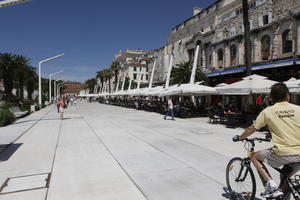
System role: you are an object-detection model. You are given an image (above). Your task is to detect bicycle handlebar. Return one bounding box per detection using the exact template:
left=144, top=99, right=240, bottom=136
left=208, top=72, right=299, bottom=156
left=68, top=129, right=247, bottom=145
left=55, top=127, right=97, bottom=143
left=239, top=137, right=271, bottom=143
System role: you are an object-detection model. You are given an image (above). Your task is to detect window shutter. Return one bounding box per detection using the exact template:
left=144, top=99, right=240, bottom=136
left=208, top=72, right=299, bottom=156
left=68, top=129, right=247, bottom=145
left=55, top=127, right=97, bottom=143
left=249, top=19, right=253, bottom=29
left=268, top=12, right=273, bottom=23
left=258, top=16, right=263, bottom=27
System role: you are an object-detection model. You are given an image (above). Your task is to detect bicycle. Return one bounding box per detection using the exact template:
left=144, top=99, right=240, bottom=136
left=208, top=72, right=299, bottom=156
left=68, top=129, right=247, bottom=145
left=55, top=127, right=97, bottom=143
left=226, top=137, right=300, bottom=200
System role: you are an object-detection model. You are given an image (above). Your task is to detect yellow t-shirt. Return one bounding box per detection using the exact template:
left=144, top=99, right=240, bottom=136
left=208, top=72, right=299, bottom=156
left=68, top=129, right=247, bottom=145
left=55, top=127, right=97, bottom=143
left=254, top=102, right=300, bottom=156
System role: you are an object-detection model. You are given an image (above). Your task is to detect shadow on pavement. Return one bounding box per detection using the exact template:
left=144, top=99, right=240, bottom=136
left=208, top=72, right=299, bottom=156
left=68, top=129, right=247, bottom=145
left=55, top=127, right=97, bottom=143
left=12, top=117, right=75, bottom=125
left=0, top=143, right=22, bottom=161
left=222, top=187, right=262, bottom=200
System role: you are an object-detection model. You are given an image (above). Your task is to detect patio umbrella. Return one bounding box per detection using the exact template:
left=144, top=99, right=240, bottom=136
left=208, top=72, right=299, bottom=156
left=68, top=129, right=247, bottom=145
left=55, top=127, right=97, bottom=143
left=216, top=83, right=229, bottom=87
left=160, top=83, right=216, bottom=96
left=284, top=77, right=300, bottom=93
left=216, top=74, right=278, bottom=95
left=141, top=86, right=164, bottom=96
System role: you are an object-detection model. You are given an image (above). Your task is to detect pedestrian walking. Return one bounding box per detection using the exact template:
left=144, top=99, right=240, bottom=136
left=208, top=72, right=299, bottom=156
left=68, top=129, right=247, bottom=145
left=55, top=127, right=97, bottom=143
left=59, top=97, right=67, bottom=120
left=56, top=99, right=60, bottom=113
left=164, top=97, right=175, bottom=120
left=74, top=97, right=77, bottom=106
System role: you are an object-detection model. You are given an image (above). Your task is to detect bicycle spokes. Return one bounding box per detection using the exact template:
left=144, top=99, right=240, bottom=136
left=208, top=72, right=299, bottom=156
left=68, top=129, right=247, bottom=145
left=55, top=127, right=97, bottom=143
left=226, top=158, right=256, bottom=200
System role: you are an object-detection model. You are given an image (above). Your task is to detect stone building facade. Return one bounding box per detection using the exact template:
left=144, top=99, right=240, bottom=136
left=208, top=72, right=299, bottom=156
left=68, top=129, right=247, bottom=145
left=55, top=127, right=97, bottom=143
left=64, top=81, right=83, bottom=96
left=114, top=49, right=149, bottom=89
left=148, top=0, right=300, bottom=85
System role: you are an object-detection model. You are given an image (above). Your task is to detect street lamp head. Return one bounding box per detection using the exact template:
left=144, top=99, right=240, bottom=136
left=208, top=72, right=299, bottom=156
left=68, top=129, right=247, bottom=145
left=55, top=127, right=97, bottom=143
left=49, top=70, right=64, bottom=77
left=39, top=53, right=64, bottom=65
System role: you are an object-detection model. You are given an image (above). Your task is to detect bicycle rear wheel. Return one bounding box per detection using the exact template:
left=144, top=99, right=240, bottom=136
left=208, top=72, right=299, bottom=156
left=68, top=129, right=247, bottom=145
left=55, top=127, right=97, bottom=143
left=226, top=157, right=256, bottom=200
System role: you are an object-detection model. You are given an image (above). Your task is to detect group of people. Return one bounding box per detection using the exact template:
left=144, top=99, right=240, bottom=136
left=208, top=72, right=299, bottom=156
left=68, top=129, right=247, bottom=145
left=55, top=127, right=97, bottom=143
left=94, top=82, right=300, bottom=198
left=55, top=96, right=77, bottom=120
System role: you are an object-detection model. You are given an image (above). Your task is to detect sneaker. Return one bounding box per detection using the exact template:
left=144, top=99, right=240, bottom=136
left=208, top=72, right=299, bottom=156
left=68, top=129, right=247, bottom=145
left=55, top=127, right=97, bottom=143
left=260, top=186, right=283, bottom=198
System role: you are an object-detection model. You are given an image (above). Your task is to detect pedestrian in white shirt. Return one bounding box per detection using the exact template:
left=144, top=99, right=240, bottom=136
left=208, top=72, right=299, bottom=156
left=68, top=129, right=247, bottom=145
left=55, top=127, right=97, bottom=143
left=164, top=97, right=175, bottom=120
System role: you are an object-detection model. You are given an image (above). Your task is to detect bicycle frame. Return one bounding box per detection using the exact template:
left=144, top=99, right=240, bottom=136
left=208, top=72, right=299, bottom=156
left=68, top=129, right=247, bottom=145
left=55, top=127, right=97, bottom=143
left=275, top=166, right=300, bottom=199
left=242, top=139, right=300, bottom=199
left=235, top=158, right=251, bottom=182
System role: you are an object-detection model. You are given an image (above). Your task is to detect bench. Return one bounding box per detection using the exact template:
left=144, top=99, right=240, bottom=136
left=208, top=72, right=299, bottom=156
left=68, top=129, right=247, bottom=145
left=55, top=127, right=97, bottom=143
left=9, top=107, right=29, bottom=118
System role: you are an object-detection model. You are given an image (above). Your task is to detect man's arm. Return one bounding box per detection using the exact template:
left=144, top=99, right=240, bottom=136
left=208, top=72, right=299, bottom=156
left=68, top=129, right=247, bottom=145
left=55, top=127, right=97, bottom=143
left=239, top=125, right=257, bottom=140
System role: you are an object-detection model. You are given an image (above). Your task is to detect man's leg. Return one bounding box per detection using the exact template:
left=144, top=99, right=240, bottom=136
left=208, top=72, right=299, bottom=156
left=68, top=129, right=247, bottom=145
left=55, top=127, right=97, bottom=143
left=171, top=109, right=175, bottom=120
left=164, top=109, right=170, bottom=120
left=251, top=151, right=283, bottom=197
left=164, top=109, right=168, bottom=120
left=251, top=151, right=272, bottom=182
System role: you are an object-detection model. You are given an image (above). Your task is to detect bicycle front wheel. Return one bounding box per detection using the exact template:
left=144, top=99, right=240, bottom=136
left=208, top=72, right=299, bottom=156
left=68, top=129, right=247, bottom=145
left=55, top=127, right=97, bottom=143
left=226, top=157, right=256, bottom=200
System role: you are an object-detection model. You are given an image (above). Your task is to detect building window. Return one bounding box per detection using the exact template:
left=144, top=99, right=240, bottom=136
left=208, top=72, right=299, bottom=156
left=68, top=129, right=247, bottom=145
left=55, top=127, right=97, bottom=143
left=259, top=13, right=272, bottom=27
left=282, top=29, right=293, bottom=54
left=230, top=45, right=237, bottom=66
left=229, top=27, right=236, bottom=37
left=141, top=74, right=144, bottom=81
left=261, top=35, right=271, bottom=60
left=146, top=75, right=148, bottom=80
left=250, top=2, right=256, bottom=9
left=263, top=15, right=269, bottom=25
left=263, top=14, right=269, bottom=25
left=133, top=73, right=137, bottom=80
left=188, top=49, right=195, bottom=62
left=217, top=49, right=224, bottom=68
left=236, top=8, right=243, bottom=16
left=134, top=67, right=137, bottom=71
left=146, top=67, right=148, bottom=72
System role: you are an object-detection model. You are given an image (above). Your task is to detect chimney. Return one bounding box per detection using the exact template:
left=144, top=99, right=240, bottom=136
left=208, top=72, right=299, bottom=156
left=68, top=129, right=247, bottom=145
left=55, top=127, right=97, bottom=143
left=193, top=7, right=202, bottom=16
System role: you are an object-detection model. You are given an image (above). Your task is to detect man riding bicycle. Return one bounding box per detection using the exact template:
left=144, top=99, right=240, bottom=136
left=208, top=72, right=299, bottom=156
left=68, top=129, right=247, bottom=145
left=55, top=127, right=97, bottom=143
left=233, top=83, right=300, bottom=198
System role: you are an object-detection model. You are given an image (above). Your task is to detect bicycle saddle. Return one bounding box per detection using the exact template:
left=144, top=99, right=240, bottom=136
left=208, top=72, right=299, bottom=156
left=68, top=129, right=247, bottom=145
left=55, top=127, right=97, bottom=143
left=279, top=163, right=300, bottom=176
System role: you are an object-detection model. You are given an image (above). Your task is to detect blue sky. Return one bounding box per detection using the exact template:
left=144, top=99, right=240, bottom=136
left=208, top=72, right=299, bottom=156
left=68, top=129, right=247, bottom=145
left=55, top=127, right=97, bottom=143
left=0, top=0, right=215, bottom=82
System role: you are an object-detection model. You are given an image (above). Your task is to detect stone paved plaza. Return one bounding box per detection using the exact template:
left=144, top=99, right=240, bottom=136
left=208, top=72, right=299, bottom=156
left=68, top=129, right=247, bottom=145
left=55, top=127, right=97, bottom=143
left=0, top=102, right=277, bottom=200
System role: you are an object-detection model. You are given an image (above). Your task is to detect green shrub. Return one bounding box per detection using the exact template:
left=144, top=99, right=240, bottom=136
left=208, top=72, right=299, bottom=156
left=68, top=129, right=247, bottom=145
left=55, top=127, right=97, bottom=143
left=0, top=109, right=16, bottom=127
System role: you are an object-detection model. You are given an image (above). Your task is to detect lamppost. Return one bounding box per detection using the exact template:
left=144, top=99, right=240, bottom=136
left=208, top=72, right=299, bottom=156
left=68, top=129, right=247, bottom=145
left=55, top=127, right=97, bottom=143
left=54, top=79, right=62, bottom=100
left=38, top=53, right=64, bottom=106
left=57, top=82, right=64, bottom=98
left=48, top=70, right=63, bottom=104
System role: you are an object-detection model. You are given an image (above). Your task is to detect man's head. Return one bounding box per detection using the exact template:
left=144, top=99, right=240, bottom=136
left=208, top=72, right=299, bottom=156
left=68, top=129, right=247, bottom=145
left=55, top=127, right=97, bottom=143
left=270, top=83, right=290, bottom=103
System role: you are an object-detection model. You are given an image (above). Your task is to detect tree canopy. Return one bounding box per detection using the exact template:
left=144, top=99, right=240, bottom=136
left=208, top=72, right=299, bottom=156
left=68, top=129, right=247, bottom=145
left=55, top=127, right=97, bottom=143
left=0, top=53, right=38, bottom=102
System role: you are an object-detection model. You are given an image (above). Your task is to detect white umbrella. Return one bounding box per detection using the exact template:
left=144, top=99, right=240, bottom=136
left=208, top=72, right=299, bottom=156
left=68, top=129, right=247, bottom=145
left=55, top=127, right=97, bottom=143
left=284, top=77, right=300, bottom=93
left=160, top=83, right=216, bottom=96
left=216, top=83, right=229, bottom=87
left=98, top=92, right=109, bottom=97
left=127, top=89, right=141, bottom=96
left=216, top=74, right=278, bottom=95
left=141, top=86, right=164, bottom=96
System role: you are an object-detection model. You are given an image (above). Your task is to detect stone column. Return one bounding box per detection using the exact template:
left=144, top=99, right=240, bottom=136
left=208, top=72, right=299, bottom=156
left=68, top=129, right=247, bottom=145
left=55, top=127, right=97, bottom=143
left=253, top=36, right=260, bottom=63
left=224, top=45, right=230, bottom=68
left=212, top=47, right=217, bottom=71
left=238, top=42, right=245, bottom=65
left=202, top=49, right=206, bottom=71
left=272, top=24, right=280, bottom=59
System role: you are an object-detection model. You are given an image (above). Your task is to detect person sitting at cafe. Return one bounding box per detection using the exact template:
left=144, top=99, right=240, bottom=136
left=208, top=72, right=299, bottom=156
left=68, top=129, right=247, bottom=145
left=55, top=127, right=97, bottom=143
left=224, top=104, right=236, bottom=115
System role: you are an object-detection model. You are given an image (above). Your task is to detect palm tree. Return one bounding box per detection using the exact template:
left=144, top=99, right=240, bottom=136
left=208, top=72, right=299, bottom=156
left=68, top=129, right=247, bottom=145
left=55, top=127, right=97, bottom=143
left=170, top=61, right=208, bottom=85
left=96, top=70, right=105, bottom=92
left=110, top=61, right=121, bottom=91
left=84, top=78, right=96, bottom=94
left=14, top=55, right=31, bottom=101
left=25, top=67, right=37, bottom=100
left=102, top=68, right=113, bottom=93
left=0, top=53, right=16, bottom=102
